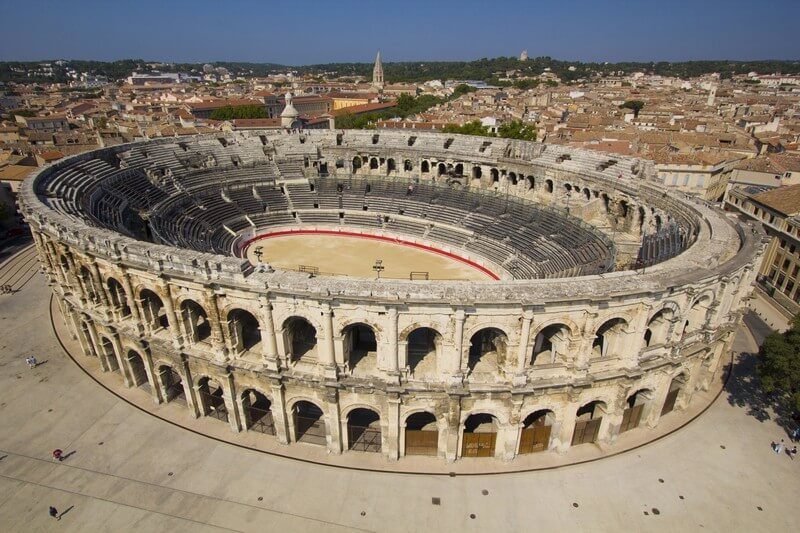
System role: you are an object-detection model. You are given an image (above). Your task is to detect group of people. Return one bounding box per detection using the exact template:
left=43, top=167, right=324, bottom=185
left=25, top=355, right=37, bottom=368
left=772, top=432, right=799, bottom=460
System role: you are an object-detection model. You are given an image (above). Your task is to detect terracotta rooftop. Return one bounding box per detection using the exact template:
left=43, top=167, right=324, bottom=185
left=752, top=184, right=800, bottom=216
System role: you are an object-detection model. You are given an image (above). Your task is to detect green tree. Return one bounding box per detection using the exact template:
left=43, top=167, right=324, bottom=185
left=758, top=315, right=800, bottom=415
left=620, top=100, right=645, bottom=118
left=452, top=83, right=476, bottom=97
left=209, top=105, right=267, bottom=120
left=497, top=120, right=537, bottom=141
left=442, top=120, right=493, bottom=137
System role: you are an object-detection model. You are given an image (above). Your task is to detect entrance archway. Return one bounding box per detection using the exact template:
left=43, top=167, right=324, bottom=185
left=405, top=412, right=438, bottom=456
left=519, top=410, right=554, bottom=454
left=468, top=327, right=507, bottom=374
left=347, top=408, right=381, bottom=452
left=241, top=389, right=275, bottom=434
left=127, top=350, right=148, bottom=388
left=592, top=318, right=627, bottom=358
left=227, top=308, right=262, bottom=354
left=139, top=289, right=168, bottom=332
left=407, top=327, right=440, bottom=376
left=531, top=324, right=570, bottom=365
left=180, top=299, right=211, bottom=344
left=572, top=401, right=606, bottom=446
left=661, top=375, right=685, bottom=416
left=621, top=389, right=651, bottom=433
left=100, top=337, right=119, bottom=373
left=197, top=377, right=228, bottom=423
left=283, top=317, right=317, bottom=361
left=342, top=323, right=377, bottom=374
left=293, top=401, right=325, bottom=445
left=462, top=413, right=498, bottom=457
left=157, top=365, right=185, bottom=403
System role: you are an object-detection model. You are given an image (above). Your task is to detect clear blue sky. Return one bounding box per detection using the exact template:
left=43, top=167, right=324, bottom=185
left=1, top=0, right=798, bottom=64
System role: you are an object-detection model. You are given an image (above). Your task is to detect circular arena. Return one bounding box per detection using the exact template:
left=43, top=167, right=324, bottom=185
left=20, top=129, right=764, bottom=463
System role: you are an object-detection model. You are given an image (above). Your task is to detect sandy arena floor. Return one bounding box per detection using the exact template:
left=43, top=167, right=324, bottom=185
left=244, top=231, right=497, bottom=281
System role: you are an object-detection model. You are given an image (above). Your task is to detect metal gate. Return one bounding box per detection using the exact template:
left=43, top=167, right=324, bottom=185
left=348, top=424, right=382, bottom=452
left=620, top=404, right=644, bottom=433
left=294, top=404, right=326, bottom=445
left=572, top=418, right=602, bottom=445
left=199, top=389, right=229, bottom=423
left=519, top=425, right=552, bottom=454
left=661, top=387, right=680, bottom=415
left=247, top=405, right=276, bottom=435
left=163, top=368, right=185, bottom=403
left=461, top=432, right=497, bottom=457
left=405, top=430, right=438, bottom=456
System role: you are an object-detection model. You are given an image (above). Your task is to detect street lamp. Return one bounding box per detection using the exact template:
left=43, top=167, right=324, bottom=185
left=372, top=259, right=385, bottom=279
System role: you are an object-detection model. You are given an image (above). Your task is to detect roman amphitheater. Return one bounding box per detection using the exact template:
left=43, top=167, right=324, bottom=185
left=20, top=129, right=764, bottom=464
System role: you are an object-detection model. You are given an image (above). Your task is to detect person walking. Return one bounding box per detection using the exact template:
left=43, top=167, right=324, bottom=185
left=52, top=449, right=63, bottom=462
left=29, top=356, right=37, bottom=368
left=775, top=439, right=785, bottom=455
left=788, top=446, right=797, bottom=460
left=25, top=356, right=34, bottom=369
left=49, top=506, right=59, bottom=520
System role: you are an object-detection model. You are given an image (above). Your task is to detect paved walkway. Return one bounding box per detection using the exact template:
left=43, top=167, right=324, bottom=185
left=1, top=250, right=799, bottom=531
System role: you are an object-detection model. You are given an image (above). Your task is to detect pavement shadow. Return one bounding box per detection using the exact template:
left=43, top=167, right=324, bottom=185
left=725, top=350, right=795, bottom=435
left=58, top=506, right=74, bottom=519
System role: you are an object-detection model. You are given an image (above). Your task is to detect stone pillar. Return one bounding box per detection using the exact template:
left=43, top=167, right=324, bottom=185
left=120, top=269, right=143, bottom=332
left=141, top=349, right=163, bottom=404
left=157, top=282, right=183, bottom=348
left=205, top=292, right=229, bottom=361
left=259, top=296, right=279, bottom=370
left=451, top=309, right=466, bottom=376
left=385, top=395, right=401, bottom=460
left=222, top=371, right=241, bottom=433
left=62, top=251, right=87, bottom=305
left=109, top=330, right=134, bottom=387
left=386, top=307, right=399, bottom=375
left=555, top=401, right=578, bottom=453
left=320, top=304, right=337, bottom=377
left=516, top=312, right=533, bottom=372
left=180, top=357, right=200, bottom=418
left=324, top=387, right=343, bottom=454
left=90, top=262, right=110, bottom=309
left=444, top=394, right=462, bottom=462
left=269, top=381, right=290, bottom=444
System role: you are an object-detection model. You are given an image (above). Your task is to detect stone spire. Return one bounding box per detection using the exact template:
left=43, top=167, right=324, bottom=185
left=280, top=92, right=299, bottom=129
left=372, top=50, right=384, bottom=91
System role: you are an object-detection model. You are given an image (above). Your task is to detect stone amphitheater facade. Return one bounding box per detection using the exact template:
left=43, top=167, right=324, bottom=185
left=20, top=129, right=764, bottom=463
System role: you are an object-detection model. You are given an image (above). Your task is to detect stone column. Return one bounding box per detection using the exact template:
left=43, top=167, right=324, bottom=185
left=385, top=395, right=401, bottom=460
left=180, top=357, right=200, bottom=418
left=269, top=381, right=290, bottom=444
left=259, top=296, right=279, bottom=370
left=222, top=371, right=241, bottom=433
left=516, top=312, right=533, bottom=372
left=320, top=304, right=337, bottom=377
left=324, top=387, right=343, bottom=454
left=90, top=262, right=110, bottom=309
left=555, top=400, right=578, bottom=453
left=157, top=282, right=183, bottom=348
left=205, top=291, right=229, bottom=361
left=120, top=269, right=143, bottom=332
left=386, top=307, right=399, bottom=377
left=451, top=309, right=466, bottom=377
left=141, top=349, right=163, bottom=404
left=109, top=330, right=134, bottom=387
left=444, top=394, right=462, bottom=462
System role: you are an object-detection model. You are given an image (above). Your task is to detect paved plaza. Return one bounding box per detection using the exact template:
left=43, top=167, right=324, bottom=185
left=1, top=245, right=799, bottom=532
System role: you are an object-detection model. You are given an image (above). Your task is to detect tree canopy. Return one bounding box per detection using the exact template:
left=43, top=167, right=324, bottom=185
left=209, top=104, right=267, bottom=120
left=497, top=120, right=537, bottom=141
left=758, top=315, right=800, bottom=416
left=442, top=120, right=493, bottom=137
left=620, top=100, right=645, bottom=117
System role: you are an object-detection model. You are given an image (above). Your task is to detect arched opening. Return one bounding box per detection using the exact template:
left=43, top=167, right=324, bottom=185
left=79, top=322, right=97, bottom=358
left=405, top=412, right=438, bottom=456
left=519, top=410, right=554, bottom=454
left=343, top=323, right=377, bottom=374
left=461, top=413, right=498, bottom=457
left=572, top=401, right=606, bottom=445
left=386, top=158, right=396, bottom=173
left=283, top=317, right=317, bottom=361
left=227, top=308, right=262, bottom=354
left=347, top=408, right=381, bottom=452
left=197, top=376, right=228, bottom=422
left=592, top=318, right=627, bottom=358
left=59, top=255, right=71, bottom=280
left=490, top=168, right=499, bottom=183
left=531, top=324, right=570, bottom=365
left=601, top=193, right=610, bottom=212
left=403, top=159, right=413, bottom=171
left=293, top=401, right=325, bottom=445
left=545, top=179, right=553, bottom=193
left=421, top=160, right=430, bottom=173
left=468, top=327, right=507, bottom=374
left=180, top=299, right=211, bottom=344
left=106, top=278, right=130, bottom=316
left=472, top=166, right=482, bottom=180
left=508, top=172, right=518, bottom=185
left=352, top=156, right=362, bottom=171
left=407, top=327, right=440, bottom=377
left=621, top=389, right=652, bottom=433
left=564, top=183, right=572, bottom=194
left=127, top=350, right=149, bottom=388
left=139, top=289, right=168, bottom=332
left=79, top=266, right=98, bottom=302
left=241, top=389, right=275, bottom=434
left=157, top=365, right=184, bottom=403
left=684, top=296, right=710, bottom=336
left=583, top=188, right=591, bottom=201
left=454, top=163, right=464, bottom=176
left=369, top=157, right=379, bottom=170
left=645, top=308, right=673, bottom=347
left=437, top=162, right=447, bottom=176
left=100, top=337, right=119, bottom=373
left=526, top=175, right=535, bottom=190
left=661, top=375, right=685, bottom=416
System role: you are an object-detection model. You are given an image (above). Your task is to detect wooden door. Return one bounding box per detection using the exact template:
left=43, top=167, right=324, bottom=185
left=620, top=404, right=644, bottom=433
left=661, top=387, right=680, bottom=415
left=519, top=425, right=552, bottom=454
left=405, top=430, right=438, bottom=456
left=462, top=432, right=497, bottom=457
left=572, top=417, right=602, bottom=445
